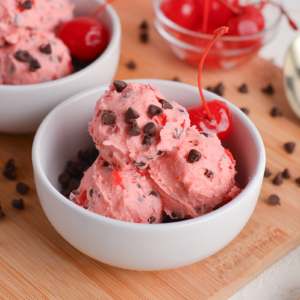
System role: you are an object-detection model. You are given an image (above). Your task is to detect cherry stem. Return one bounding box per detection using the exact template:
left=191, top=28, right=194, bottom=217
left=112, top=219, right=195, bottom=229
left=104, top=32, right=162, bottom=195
left=91, top=0, right=116, bottom=18
left=216, top=0, right=243, bottom=15
left=202, top=0, right=210, bottom=33
left=198, top=27, right=229, bottom=122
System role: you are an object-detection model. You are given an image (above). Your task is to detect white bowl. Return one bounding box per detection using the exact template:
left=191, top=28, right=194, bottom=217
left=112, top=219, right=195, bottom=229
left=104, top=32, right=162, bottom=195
left=32, top=79, right=266, bottom=271
left=0, top=0, right=121, bottom=134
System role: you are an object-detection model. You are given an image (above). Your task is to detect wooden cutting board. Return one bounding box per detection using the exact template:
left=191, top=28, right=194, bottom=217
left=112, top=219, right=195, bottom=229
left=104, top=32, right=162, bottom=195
left=1, top=1, right=300, bottom=299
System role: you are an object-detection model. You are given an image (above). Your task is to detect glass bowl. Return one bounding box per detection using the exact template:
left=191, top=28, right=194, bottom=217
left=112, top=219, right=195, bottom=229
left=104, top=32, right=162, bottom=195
left=153, top=0, right=282, bottom=70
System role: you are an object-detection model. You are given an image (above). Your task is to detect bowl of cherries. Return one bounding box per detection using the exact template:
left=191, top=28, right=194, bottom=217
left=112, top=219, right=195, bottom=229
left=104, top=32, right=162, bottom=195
left=153, top=0, right=297, bottom=69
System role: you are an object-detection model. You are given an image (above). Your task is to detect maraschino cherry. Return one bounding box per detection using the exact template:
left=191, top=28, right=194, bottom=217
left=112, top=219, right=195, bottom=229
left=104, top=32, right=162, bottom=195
left=188, top=26, right=232, bottom=141
left=58, top=0, right=114, bottom=61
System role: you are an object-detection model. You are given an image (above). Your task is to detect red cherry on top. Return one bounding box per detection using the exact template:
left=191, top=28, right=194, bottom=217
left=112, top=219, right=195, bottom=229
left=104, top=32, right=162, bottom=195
left=187, top=26, right=232, bottom=141
left=58, top=17, right=109, bottom=60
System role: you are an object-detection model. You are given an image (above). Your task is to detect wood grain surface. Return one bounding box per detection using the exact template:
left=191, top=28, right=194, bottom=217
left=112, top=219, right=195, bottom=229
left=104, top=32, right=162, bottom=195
left=1, top=0, right=300, bottom=299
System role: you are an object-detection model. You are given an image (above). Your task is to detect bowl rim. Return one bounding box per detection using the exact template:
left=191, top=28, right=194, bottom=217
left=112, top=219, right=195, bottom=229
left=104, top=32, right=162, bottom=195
left=0, top=2, right=121, bottom=90
left=153, top=0, right=283, bottom=42
left=32, top=79, right=266, bottom=230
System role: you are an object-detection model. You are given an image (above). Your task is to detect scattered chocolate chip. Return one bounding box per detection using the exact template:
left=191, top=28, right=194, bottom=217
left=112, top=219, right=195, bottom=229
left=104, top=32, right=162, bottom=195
left=140, top=32, right=148, bottom=43
left=126, top=60, right=136, bottom=69
left=128, top=119, right=141, bottom=136
left=68, top=178, right=80, bottom=191
left=171, top=211, right=180, bottom=219
left=188, top=149, right=201, bottom=163
left=261, top=84, right=274, bottom=95
left=238, top=84, right=248, bottom=93
left=272, top=172, right=283, bottom=186
left=240, top=108, right=250, bottom=115
left=16, top=182, right=29, bottom=195
left=12, top=198, right=25, bottom=210
left=125, top=107, right=140, bottom=124
left=172, top=76, right=180, bottom=82
left=295, top=177, right=300, bottom=185
left=134, top=161, right=146, bottom=169
left=2, top=159, right=17, bottom=180
left=282, top=168, right=291, bottom=179
left=148, top=216, right=155, bottom=223
left=284, top=142, right=296, bottom=154
left=173, top=127, right=182, bottom=139
left=101, top=110, right=116, bottom=125
left=14, top=50, right=31, bottom=62
left=268, top=194, right=280, bottom=206
left=19, top=0, right=32, bottom=10
left=143, top=122, right=156, bottom=137
left=30, top=59, right=41, bottom=72
left=39, top=43, right=52, bottom=54
left=113, top=80, right=127, bottom=92
left=148, top=105, right=163, bottom=117
left=140, top=20, right=148, bottom=30
left=159, top=99, right=173, bottom=109
left=264, top=167, right=272, bottom=178
left=58, top=173, right=70, bottom=184
left=200, top=132, right=209, bottom=137
left=89, top=189, right=94, bottom=197
left=204, top=169, right=213, bottom=178
left=214, top=83, right=225, bottom=96
left=270, top=107, right=282, bottom=117
left=157, top=150, right=165, bottom=155
left=149, top=191, right=159, bottom=197
left=0, top=209, right=5, bottom=219
left=103, top=161, right=110, bottom=167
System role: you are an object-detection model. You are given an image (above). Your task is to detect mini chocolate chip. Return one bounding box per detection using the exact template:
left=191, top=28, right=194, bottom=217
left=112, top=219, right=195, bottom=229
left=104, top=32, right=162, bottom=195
left=58, top=173, right=70, bottom=184
left=238, top=84, right=248, bottom=93
left=101, top=110, right=116, bottom=125
left=272, top=172, right=283, bottom=186
left=148, top=216, right=155, bottom=223
left=284, top=142, right=296, bottom=154
left=140, top=20, right=148, bottom=30
left=195, top=206, right=202, bottom=213
left=200, top=132, right=209, bottom=137
left=172, top=76, right=180, bottom=82
left=12, top=198, right=25, bottom=210
left=68, top=178, right=80, bottom=191
left=143, top=122, right=156, bottom=137
left=30, top=59, right=41, bottom=72
left=14, top=50, right=31, bottom=62
left=282, top=168, right=291, bottom=179
left=264, top=167, right=272, bottom=178
left=134, top=161, right=146, bottom=169
left=173, top=127, right=182, bottom=139
left=16, top=182, right=29, bottom=195
left=113, top=80, right=127, bottom=92
left=103, top=161, right=110, bottom=167
left=295, top=177, right=300, bottom=184
left=39, top=43, right=52, bottom=54
left=125, top=107, right=140, bottom=124
left=204, top=169, right=213, bottom=178
left=159, top=99, right=173, bottom=109
left=240, top=108, right=250, bottom=115
left=19, top=0, right=32, bottom=9
left=126, top=60, right=136, bottom=69
left=157, top=150, right=165, bottom=155
left=128, top=120, right=141, bottom=136
left=140, top=32, right=148, bottom=43
left=261, top=84, right=274, bottom=95
left=268, top=194, right=280, bottom=205
left=270, top=107, right=282, bottom=117
left=148, top=105, right=163, bottom=117
left=188, top=149, right=201, bottom=163
left=214, top=83, right=225, bottom=96
left=61, top=189, right=71, bottom=198
left=142, top=136, right=152, bottom=146
left=137, top=184, right=141, bottom=188
left=89, top=189, right=94, bottom=197
left=171, top=211, right=180, bottom=219
left=149, top=191, right=159, bottom=197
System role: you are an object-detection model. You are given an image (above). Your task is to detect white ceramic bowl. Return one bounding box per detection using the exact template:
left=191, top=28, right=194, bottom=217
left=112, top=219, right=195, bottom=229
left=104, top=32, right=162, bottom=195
left=32, top=79, right=266, bottom=271
left=0, top=0, right=121, bottom=134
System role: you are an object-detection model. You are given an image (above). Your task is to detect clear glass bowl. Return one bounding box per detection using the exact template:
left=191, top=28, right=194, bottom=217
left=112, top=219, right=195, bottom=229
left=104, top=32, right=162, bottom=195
left=153, top=0, right=282, bottom=70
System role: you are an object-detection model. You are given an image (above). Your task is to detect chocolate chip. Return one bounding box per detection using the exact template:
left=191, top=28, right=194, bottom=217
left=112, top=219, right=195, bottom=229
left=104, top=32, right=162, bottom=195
left=140, top=20, right=148, bottom=30
left=157, top=150, right=165, bottom=155
left=272, top=172, right=283, bottom=185
left=113, top=80, right=127, bottom=92
left=103, top=161, right=110, bottom=167
left=238, top=84, right=248, bottom=93
left=30, top=59, right=41, bottom=72
left=240, top=108, right=250, bottom=115
left=61, top=188, right=71, bottom=198
left=12, top=198, right=25, bottom=210
left=261, top=84, right=274, bottom=95
left=188, top=149, right=201, bottom=163
left=206, top=86, right=213, bottom=92
left=143, top=122, right=156, bottom=137
left=214, top=83, right=225, bottom=96
left=149, top=191, right=159, bottom=197
left=171, top=211, right=180, bottom=219
left=19, top=0, right=32, bottom=9
left=128, top=120, right=141, bottom=136
left=148, top=105, right=163, bottom=117
left=16, top=182, right=29, bottom=195
left=101, top=110, right=116, bottom=125
left=268, top=194, right=280, bottom=206
left=148, top=216, right=155, bottom=223
left=173, top=127, right=182, bottom=139
left=58, top=173, right=70, bottom=184
left=270, top=107, right=282, bottom=117
left=172, top=76, right=180, bottom=82
left=264, top=167, right=272, bottom=178
left=89, top=189, right=94, bottom=197
left=142, top=136, right=152, bottom=146
left=140, top=32, right=148, bottom=43
left=14, top=50, right=31, bottom=62
left=204, top=169, right=213, bottom=178
left=195, top=206, right=202, bottom=214
left=2, top=159, right=17, bottom=180
left=134, top=161, right=146, bottom=169
left=282, top=168, right=291, bottom=179
left=126, top=60, right=136, bottom=69
left=78, top=149, right=92, bottom=162
left=68, top=178, right=80, bottom=191
left=200, top=132, right=209, bottom=137
left=125, top=107, right=140, bottom=124
left=284, top=142, right=296, bottom=154
left=10, top=64, right=15, bottom=74
left=39, top=43, right=52, bottom=54
left=295, top=177, right=300, bottom=185
left=66, top=167, right=77, bottom=178
left=159, top=99, right=173, bottom=109
left=0, top=209, right=5, bottom=219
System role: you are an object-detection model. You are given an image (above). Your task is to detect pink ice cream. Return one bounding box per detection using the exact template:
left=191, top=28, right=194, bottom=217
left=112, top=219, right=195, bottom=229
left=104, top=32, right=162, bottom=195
left=0, top=31, right=72, bottom=85
left=0, top=0, right=74, bottom=46
left=89, top=81, right=191, bottom=169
